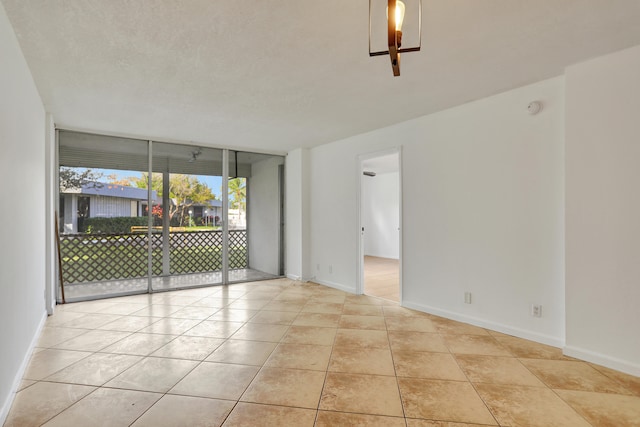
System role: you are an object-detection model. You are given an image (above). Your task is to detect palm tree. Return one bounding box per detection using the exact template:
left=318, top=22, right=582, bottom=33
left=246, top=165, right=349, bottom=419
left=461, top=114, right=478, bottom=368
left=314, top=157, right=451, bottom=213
left=228, top=178, right=246, bottom=210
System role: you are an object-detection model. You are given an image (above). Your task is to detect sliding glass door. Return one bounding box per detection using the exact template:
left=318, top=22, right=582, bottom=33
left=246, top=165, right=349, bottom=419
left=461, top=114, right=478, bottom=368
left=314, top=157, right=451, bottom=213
left=58, top=131, right=151, bottom=301
left=57, top=131, right=284, bottom=302
left=150, top=142, right=224, bottom=291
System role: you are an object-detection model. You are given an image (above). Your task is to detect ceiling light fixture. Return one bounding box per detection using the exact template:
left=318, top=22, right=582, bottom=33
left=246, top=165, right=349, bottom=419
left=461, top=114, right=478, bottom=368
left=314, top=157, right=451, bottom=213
left=369, top=0, right=421, bottom=76
left=189, top=148, right=202, bottom=163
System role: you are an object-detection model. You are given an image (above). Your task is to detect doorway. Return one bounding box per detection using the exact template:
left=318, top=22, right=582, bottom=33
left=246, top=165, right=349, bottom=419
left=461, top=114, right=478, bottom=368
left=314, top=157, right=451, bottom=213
left=358, top=149, right=401, bottom=302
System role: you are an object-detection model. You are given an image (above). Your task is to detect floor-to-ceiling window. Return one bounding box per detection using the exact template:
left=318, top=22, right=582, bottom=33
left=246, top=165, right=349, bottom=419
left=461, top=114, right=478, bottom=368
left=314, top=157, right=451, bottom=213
left=57, top=131, right=284, bottom=302
left=58, top=131, right=151, bottom=301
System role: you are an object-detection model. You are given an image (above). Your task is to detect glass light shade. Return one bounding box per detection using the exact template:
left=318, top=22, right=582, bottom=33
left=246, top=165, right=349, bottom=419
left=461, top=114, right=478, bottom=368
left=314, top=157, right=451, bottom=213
left=394, top=0, right=406, bottom=31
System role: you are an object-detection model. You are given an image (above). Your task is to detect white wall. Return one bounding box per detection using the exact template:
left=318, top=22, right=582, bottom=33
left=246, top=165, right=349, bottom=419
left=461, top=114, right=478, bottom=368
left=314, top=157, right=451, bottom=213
left=565, top=45, right=640, bottom=376
left=248, top=156, right=284, bottom=275
left=363, top=171, right=400, bottom=259
left=285, top=149, right=312, bottom=281
left=0, top=3, right=48, bottom=423
left=309, top=76, right=565, bottom=345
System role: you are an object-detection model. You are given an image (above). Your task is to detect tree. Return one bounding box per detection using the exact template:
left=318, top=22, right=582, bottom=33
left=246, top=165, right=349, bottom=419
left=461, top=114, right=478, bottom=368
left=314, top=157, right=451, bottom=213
left=228, top=178, right=246, bottom=210
left=134, top=173, right=216, bottom=225
left=59, top=167, right=104, bottom=191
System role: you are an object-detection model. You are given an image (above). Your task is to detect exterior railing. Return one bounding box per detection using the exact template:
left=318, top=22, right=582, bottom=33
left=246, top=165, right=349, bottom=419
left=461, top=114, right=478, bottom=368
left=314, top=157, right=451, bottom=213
left=59, top=230, right=248, bottom=284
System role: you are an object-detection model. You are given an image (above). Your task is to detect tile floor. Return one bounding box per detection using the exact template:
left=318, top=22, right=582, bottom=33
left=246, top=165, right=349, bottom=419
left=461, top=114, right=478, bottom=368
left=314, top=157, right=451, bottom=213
left=364, top=256, right=400, bottom=302
left=5, top=278, right=640, bottom=426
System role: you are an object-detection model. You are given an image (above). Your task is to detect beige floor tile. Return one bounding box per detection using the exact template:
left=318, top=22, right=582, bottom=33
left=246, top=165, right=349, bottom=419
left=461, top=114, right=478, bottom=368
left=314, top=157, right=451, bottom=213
left=3, top=382, right=94, bottom=427
left=334, top=329, right=390, bottom=348
left=282, top=326, right=337, bottom=345
left=248, top=310, right=299, bottom=325
left=383, top=305, right=425, bottom=318
left=260, top=300, right=306, bottom=312
left=170, top=361, right=259, bottom=400
left=590, top=363, right=640, bottom=396
left=431, top=318, right=490, bottom=336
left=184, top=320, right=244, bottom=338
left=521, top=358, right=632, bottom=393
left=105, top=356, right=198, bottom=392
left=442, top=334, right=511, bottom=356
left=58, top=313, right=123, bottom=329
left=265, top=343, right=332, bottom=371
left=385, top=316, right=436, bottom=332
left=231, top=323, right=290, bottom=342
left=344, top=294, right=388, bottom=306
left=388, top=331, right=449, bottom=353
left=292, top=312, right=341, bottom=327
left=555, top=389, right=640, bottom=427
left=241, top=367, right=325, bottom=408
left=320, top=372, right=404, bottom=417
left=398, top=378, right=497, bottom=425
left=493, top=334, right=570, bottom=360
left=222, top=402, right=316, bottom=427
left=301, top=302, right=344, bottom=314
left=394, top=351, right=467, bottom=381
left=475, top=383, right=591, bottom=427
left=36, top=327, right=91, bottom=348
left=339, top=314, right=387, bottom=330
left=456, top=354, right=545, bottom=386
left=207, top=309, right=258, bottom=322
left=309, top=294, right=347, bottom=304
left=97, top=302, right=149, bottom=315
left=42, top=387, right=162, bottom=427
left=329, top=346, right=395, bottom=376
left=45, top=353, right=142, bottom=386
left=189, top=297, right=231, bottom=309
left=44, top=311, right=87, bottom=327
left=17, top=380, right=36, bottom=392
left=151, top=336, right=225, bottom=360
left=101, top=332, right=177, bottom=356
left=52, top=329, right=131, bottom=352
left=96, top=315, right=159, bottom=332
left=206, top=340, right=278, bottom=365
left=342, top=304, right=384, bottom=316
left=24, top=349, right=92, bottom=380
left=137, top=317, right=202, bottom=335
left=167, top=306, right=220, bottom=320
left=131, top=395, right=235, bottom=427
left=130, top=304, right=183, bottom=317
left=316, top=411, right=406, bottom=426
left=227, top=299, right=271, bottom=310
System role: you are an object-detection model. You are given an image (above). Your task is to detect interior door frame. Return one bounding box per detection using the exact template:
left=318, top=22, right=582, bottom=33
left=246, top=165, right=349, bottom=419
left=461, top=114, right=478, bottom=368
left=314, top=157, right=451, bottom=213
left=356, top=147, right=403, bottom=303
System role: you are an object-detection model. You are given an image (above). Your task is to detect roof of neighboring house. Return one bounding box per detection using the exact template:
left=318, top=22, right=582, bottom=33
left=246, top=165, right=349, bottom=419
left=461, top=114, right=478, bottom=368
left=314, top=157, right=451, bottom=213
left=62, top=182, right=157, bottom=200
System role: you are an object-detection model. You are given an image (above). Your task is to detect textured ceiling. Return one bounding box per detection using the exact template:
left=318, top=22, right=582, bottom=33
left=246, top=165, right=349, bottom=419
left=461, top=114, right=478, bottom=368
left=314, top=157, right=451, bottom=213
left=3, top=0, right=640, bottom=154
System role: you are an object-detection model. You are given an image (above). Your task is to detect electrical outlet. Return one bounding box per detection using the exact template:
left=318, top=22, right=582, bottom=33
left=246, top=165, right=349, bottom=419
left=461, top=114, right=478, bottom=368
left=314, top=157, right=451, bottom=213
left=328, top=265, right=333, bottom=274
left=464, top=292, right=472, bottom=304
left=316, top=263, right=320, bottom=271
left=531, top=304, right=542, bottom=318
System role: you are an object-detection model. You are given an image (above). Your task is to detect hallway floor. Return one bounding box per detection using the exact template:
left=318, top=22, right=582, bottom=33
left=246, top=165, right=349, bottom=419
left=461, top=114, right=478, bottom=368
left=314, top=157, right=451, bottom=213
left=364, top=256, right=400, bottom=302
left=5, top=279, right=640, bottom=426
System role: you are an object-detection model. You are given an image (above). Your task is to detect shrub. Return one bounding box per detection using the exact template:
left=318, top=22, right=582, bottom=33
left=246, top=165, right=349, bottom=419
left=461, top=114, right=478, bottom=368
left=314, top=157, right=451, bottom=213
left=84, top=217, right=148, bottom=234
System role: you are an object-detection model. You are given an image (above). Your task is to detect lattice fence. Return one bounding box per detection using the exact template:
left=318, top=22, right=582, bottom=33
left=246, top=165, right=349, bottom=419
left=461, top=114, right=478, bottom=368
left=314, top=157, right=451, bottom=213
left=60, top=230, right=248, bottom=284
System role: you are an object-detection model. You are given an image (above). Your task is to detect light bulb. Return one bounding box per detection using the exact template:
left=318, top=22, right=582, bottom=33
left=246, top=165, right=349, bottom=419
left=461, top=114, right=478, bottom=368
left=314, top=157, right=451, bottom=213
left=395, top=0, right=405, bottom=31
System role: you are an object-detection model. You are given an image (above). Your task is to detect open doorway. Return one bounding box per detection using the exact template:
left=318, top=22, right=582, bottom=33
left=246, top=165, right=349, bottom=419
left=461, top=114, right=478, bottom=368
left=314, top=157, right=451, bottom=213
left=359, top=149, right=401, bottom=302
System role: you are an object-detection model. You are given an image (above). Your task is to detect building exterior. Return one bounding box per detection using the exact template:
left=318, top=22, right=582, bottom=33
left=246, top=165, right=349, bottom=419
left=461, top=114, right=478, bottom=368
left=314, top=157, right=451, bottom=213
left=60, top=183, right=156, bottom=233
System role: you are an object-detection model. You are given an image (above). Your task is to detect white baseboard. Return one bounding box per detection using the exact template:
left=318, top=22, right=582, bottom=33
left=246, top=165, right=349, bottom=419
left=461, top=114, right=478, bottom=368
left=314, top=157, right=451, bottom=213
left=311, top=278, right=356, bottom=294
left=563, top=345, right=640, bottom=377
left=0, top=310, right=48, bottom=425
left=403, top=300, right=564, bottom=348
left=286, top=274, right=313, bottom=283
